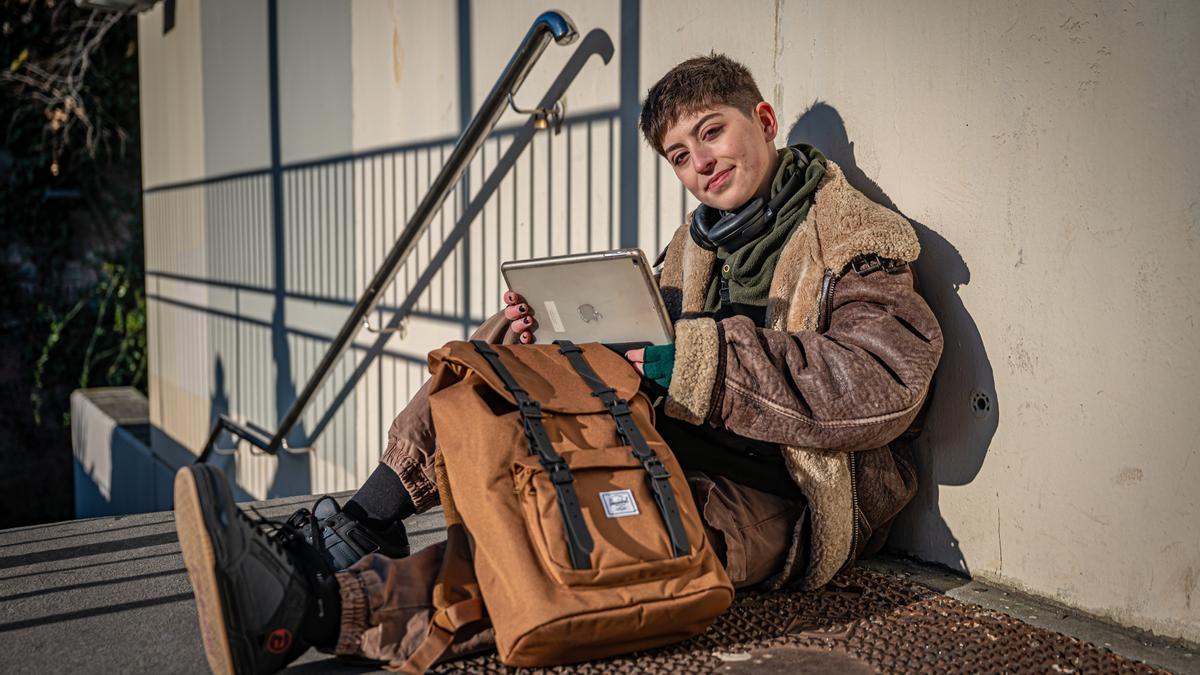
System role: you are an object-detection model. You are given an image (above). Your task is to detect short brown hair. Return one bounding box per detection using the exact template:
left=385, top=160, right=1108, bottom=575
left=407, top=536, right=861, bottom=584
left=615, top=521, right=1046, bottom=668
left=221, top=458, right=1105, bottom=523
left=639, top=53, right=765, bottom=155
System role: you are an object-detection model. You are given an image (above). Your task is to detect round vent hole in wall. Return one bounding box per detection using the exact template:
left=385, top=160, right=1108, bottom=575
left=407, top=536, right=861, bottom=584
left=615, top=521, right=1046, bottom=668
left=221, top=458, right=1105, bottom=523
left=970, top=390, right=993, bottom=418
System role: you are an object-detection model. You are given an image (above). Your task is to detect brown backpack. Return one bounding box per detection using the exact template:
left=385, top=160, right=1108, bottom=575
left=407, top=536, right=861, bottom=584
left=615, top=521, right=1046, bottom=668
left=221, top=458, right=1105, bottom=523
left=399, top=339, right=733, bottom=671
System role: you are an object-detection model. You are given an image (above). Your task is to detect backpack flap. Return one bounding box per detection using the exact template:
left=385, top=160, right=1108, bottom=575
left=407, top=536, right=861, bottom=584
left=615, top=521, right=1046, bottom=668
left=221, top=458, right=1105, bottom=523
left=428, top=341, right=642, bottom=415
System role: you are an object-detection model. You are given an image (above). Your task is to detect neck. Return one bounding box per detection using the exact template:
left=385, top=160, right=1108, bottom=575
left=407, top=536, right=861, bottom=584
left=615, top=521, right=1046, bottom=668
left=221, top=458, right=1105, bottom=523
left=753, top=146, right=783, bottom=200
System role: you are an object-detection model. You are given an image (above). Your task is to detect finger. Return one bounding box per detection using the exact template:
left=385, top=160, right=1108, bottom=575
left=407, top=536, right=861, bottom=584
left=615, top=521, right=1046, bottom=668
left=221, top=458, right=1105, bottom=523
left=504, top=303, right=531, bottom=320
left=510, top=316, right=537, bottom=334
left=503, top=291, right=525, bottom=306
left=633, top=361, right=644, bottom=375
left=519, top=330, right=535, bottom=344
left=624, top=348, right=645, bottom=363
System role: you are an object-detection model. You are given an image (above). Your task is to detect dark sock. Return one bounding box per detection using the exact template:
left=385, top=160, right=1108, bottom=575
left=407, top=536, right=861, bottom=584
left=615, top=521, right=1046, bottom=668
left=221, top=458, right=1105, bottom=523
left=344, top=464, right=415, bottom=529
left=302, top=571, right=342, bottom=648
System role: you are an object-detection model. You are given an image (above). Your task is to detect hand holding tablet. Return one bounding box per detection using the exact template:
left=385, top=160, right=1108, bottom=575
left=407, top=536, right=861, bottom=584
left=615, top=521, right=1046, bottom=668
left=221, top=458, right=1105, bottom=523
left=501, top=249, right=674, bottom=352
left=502, top=291, right=537, bottom=344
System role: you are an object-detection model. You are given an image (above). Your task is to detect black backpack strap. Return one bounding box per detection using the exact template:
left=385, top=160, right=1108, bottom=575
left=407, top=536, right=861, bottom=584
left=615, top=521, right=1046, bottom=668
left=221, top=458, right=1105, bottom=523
left=471, top=341, right=594, bottom=569
left=555, top=340, right=690, bottom=558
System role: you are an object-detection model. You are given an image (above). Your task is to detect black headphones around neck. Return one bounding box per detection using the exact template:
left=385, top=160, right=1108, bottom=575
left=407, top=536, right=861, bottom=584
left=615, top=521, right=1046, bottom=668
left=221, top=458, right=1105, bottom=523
left=689, top=148, right=809, bottom=252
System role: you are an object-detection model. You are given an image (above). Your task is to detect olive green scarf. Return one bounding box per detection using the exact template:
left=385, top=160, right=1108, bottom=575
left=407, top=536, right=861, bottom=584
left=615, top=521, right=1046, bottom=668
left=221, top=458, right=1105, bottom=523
left=704, top=144, right=827, bottom=314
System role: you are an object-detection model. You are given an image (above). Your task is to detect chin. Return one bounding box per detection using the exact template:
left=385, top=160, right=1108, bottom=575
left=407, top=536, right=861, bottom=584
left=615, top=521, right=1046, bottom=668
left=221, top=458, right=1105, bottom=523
left=702, top=188, right=753, bottom=212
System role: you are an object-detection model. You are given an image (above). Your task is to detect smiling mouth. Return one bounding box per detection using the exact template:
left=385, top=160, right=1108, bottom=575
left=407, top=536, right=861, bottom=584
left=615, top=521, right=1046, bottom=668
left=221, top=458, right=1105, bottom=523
left=706, top=168, right=733, bottom=192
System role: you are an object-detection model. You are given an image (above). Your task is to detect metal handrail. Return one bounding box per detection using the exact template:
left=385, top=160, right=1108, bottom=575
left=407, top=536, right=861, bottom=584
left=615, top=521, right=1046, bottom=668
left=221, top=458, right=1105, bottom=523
left=197, top=11, right=579, bottom=464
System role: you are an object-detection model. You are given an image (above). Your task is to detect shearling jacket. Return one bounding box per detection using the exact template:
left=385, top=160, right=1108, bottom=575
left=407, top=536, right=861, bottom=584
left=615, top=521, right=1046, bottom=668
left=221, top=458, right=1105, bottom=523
left=656, top=160, right=944, bottom=590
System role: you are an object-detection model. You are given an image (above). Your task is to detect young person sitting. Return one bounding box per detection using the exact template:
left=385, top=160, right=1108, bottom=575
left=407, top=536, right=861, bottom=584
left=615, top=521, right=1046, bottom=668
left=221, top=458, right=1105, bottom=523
left=173, top=53, right=943, bottom=673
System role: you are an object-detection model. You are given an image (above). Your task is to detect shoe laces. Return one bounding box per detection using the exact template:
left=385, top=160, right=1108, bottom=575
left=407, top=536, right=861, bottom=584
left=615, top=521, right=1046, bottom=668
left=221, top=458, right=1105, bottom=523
left=238, top=506, right=335, bottom=584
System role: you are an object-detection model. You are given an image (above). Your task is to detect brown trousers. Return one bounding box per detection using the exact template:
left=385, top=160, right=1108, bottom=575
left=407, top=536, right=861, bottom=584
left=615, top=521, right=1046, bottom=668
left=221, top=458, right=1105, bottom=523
left=334, top=310, right=806, bottom=664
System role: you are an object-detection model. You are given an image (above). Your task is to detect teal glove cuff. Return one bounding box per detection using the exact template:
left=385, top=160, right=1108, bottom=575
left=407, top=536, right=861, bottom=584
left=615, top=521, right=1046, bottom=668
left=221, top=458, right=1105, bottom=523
left=641, top=343, right=676, bottom=391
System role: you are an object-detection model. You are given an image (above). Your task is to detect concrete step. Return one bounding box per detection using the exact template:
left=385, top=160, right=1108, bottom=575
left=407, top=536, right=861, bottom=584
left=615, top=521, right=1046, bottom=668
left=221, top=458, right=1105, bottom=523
left=0, top=494, right=1192, bottom=674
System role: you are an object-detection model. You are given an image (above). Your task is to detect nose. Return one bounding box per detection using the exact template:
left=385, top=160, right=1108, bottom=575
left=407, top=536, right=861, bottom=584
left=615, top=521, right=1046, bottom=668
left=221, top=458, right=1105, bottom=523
left=691, top=147, right=715, bottom=174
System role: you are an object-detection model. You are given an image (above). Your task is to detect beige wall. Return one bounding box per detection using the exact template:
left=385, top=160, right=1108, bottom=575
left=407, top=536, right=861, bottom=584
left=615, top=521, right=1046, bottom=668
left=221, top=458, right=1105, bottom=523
left=139, top=0, right=1199, bottom=642
left=138, top=0, right=210, bottom=466
left=764, top=0, right=1199, bottom=643
left=139, top=0, right=206, bottom=188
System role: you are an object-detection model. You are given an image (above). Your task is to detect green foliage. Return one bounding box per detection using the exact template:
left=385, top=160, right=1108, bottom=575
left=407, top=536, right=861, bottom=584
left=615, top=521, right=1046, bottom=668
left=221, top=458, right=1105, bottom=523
left=1, top=1, right=143, bottom=429
left=31, top=260, right=146, bottom=425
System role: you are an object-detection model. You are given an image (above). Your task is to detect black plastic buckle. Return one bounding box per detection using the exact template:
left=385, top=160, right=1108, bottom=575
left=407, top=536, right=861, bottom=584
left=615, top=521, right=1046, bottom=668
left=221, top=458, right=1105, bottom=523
left=544, top=461, right=574, bottom=485
left=518, top=400, right=543, bottom=419
left=604, top=397, right=632, bottom=417
left=641, top=456, right=671, bottom=480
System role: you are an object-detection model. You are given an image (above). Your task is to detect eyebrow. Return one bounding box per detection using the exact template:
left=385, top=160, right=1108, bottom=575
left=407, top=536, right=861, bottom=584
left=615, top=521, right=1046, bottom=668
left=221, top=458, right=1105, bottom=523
left=662, top=112, right=723, bottom=155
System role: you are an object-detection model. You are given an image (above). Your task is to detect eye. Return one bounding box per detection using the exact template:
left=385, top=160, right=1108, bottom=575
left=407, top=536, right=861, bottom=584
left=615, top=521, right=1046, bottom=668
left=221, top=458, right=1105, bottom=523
left=702, top=125, right=723, bottom=140
left=672, top=151, right=689, bottom=167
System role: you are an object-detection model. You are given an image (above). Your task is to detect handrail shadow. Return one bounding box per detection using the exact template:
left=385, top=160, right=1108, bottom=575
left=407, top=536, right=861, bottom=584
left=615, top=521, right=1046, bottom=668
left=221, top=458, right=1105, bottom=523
left=300, top=28, right=615, bottom=445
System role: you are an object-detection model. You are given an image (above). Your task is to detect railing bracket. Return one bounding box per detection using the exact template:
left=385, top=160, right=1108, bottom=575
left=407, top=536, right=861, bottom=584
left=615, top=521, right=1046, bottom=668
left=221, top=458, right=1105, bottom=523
left=508, top=92, right=566, bottom=134
left=363, top=316, right=408, bottom=338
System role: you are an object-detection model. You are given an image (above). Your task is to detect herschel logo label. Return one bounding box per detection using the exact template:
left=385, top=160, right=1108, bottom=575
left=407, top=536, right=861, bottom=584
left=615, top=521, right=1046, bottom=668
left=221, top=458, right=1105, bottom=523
left=599, top=489, right=639, bottom=518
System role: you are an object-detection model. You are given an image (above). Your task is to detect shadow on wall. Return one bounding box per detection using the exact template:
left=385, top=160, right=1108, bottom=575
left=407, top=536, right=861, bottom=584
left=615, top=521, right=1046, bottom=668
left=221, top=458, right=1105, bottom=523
left=788, top=102, right=999, bottom=575
left=265, top=0, right=311, bottom=501
left=134, top=358, right=254, bottom=504
left=293, top=28, right=617, bottom=451
left=202, top=356, right=302, bottom=500
left=176, top=26, right=618, bottom=500
left=205, top=357, right=257, bottom=501
left=72, top=424, right=171, bottom=518
left=145, top=425, right=255, bottom=505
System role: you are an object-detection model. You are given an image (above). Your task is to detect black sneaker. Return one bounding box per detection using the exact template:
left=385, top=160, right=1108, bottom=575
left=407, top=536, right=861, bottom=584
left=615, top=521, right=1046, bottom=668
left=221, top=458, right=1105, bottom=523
left=174, top=464, right=337, bottom=675
left=291, top=496, right=410, bottom=571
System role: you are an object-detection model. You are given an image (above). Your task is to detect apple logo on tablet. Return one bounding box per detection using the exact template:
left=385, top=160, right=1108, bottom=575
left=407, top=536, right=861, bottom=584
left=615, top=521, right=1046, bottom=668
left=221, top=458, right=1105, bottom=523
left=578, top=304, right=602, bottom=323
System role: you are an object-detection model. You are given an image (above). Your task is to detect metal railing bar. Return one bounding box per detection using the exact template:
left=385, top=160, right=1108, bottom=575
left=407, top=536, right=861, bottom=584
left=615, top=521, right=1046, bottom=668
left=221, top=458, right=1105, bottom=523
left=302, top=27, right=615, bottom=444
left=197, top=10, right=578, bottom=464
left=204, top=415, right=271, bottom=455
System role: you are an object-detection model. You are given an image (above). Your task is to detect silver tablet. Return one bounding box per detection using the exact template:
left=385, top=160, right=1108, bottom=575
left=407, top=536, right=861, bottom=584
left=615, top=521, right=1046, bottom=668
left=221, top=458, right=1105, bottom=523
left=501, top=249, right=674, bottom=348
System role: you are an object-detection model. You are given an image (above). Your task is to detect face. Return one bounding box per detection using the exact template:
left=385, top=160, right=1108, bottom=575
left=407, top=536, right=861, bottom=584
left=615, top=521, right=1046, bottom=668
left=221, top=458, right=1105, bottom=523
left=660, top=102, right=780, bottom=211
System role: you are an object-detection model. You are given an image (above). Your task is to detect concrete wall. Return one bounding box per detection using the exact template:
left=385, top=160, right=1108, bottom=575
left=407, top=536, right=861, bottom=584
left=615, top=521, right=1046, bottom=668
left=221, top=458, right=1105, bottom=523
left=138, top=0, right=1199, bottom=643
left=766, top=1, right=1200, bottom=644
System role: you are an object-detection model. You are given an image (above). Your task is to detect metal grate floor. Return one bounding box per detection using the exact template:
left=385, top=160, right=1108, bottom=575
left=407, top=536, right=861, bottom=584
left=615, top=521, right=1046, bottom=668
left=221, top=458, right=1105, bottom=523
left=433, top=567, right=1165, bottom=674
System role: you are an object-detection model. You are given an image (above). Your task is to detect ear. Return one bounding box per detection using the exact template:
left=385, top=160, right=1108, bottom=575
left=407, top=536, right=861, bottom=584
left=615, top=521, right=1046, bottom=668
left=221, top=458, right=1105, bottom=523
left=754, top=101, right=779, bottom=143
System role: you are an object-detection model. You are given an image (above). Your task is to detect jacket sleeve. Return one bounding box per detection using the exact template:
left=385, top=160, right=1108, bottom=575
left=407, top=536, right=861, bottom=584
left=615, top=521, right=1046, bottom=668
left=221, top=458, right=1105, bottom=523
left=663, top=263, right=943, bottom=451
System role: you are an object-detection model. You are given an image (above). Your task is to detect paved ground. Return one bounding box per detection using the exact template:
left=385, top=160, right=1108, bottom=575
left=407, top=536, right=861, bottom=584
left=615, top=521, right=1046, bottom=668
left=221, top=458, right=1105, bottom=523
left=1, top=494, right=1194, bottom=674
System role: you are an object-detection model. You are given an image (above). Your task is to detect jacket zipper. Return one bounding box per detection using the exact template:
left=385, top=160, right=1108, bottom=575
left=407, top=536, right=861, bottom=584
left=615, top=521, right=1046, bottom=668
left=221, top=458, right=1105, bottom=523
left=821, top=267, right=860, bottom=568
left=847, top=452, right=861, bottom=563
left=818, top=269, right=838, bottom=332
